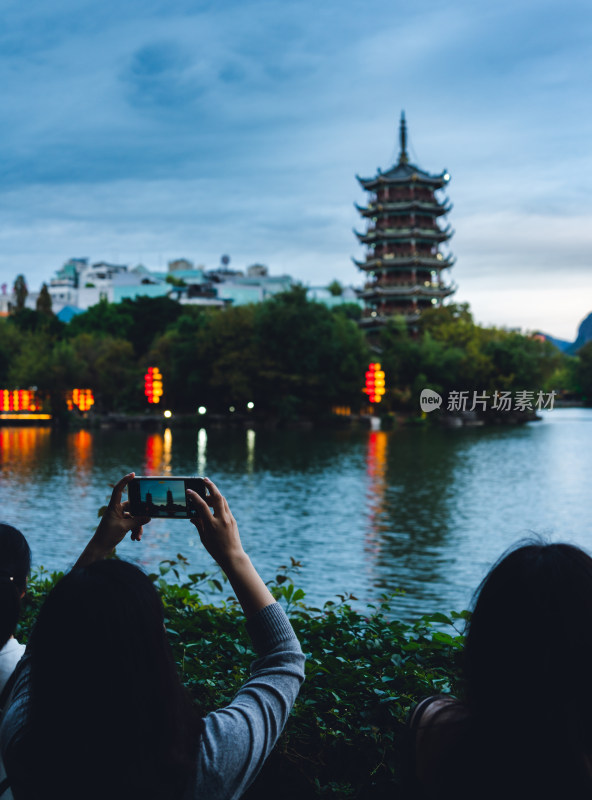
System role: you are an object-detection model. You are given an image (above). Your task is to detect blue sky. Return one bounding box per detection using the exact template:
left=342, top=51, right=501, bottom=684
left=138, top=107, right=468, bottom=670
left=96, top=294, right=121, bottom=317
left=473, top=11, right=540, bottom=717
left=1, top=0, right=591, bottom=339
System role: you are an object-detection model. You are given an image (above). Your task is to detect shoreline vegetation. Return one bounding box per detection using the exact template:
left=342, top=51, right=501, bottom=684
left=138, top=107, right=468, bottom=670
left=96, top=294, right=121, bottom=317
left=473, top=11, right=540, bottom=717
left=1, top=290, right=590, bottom=427
left=21, top=556, right=465, bottom=799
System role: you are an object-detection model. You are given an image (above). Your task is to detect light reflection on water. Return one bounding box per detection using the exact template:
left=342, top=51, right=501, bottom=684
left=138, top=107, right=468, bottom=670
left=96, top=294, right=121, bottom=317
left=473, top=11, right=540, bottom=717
left=1, top=408, right=591, bottom=619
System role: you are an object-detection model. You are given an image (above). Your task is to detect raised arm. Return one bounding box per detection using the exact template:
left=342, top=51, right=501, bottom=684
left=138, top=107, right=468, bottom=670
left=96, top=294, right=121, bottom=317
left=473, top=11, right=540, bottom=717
left=186, top=478, right=305, bottom=799
left=186, top=478, right=275, bottom=619
left=74, top=472, right=151, bottom=569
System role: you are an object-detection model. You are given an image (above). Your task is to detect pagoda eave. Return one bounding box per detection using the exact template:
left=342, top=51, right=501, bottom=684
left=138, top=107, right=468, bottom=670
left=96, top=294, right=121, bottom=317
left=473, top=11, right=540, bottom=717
left=357, top=227, right=452, bottom=244
left=357, top=174, right=448, bottom=191
left=360, top=284, right=456, bottom=300
left=352, top=255, right=456, bottom=270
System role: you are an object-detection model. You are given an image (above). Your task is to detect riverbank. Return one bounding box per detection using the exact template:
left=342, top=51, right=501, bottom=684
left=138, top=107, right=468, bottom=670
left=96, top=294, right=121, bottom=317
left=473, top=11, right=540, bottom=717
left=20, top=561, right=465, bottom=800
left=3, top=402, right=568, bottom=430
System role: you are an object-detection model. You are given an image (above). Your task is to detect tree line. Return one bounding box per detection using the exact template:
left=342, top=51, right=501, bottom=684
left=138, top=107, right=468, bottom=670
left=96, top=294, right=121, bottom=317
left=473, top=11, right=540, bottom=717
left=0, top=287, right=589, bottom=419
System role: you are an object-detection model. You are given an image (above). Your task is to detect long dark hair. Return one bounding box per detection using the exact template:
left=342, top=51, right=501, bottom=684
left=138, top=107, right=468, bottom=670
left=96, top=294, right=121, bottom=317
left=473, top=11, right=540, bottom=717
left=463, top=540, right=592, bottom=798
left=8, top=559, right=202, bottom=800
left=0, top=523, right=31, bottom=649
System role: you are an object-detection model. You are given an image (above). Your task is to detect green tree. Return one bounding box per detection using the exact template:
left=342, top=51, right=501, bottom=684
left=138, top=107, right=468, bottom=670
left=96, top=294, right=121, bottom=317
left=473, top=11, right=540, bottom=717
left=7, top=308, right=65, bottom=337
left=67, top=299, right=134, bottom=342
left=0, top=319, right=23, bottom=385
left=67, top=296, right=182, bottom=357
left=69, top=333, right=139, bottom=411
left=36, top=283, right=53, bottom=315
left=206, top=306, right=262, bottom=408
left=165, top=275, right=186, bottom=287
left=575, top=341, right=592, bottom=404
left=545, top=356, right=579, bottom=396
left=332, top=303, right=362, bottom=322
left=148, top=309, right=220, bottom=413
left=380, top=303, right=563, bottom=412
left=149, top=290, right=370, bottom=418
left=254, top=286, right=369, bottom=418
left=482, top=333, right=561, bottom=391
left=327, top=279, right=343, bottom=297
left=8, top=335, right=83, bottom=418
left=12, top=274, right=28, bottom=311
left=120, top=296, right=183, bottom=356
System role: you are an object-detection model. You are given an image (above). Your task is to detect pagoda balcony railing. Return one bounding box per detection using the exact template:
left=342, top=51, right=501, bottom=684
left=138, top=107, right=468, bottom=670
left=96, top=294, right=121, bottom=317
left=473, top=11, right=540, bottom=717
left=361, top=282, right=456, bottom=299
left=364, top=280, right=447, bottom=290
left=358, top=200, right=451, bottom=217
left=365, top=253, right=453, bottom=264
left=359, top=234, right=452, bottom=247
left=362, top=224, right=452, bottom=238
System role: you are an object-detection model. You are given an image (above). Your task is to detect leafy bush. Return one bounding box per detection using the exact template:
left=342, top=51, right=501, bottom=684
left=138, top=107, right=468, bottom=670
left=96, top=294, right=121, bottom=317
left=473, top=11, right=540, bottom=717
left=16, top=558, right=467, bottom=799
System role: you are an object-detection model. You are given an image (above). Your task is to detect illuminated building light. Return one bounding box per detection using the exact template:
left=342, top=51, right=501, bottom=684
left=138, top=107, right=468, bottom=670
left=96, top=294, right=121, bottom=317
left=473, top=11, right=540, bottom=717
left=332, top=406, right=351, bottom=416
left=0, top=413, right=52, bottom=420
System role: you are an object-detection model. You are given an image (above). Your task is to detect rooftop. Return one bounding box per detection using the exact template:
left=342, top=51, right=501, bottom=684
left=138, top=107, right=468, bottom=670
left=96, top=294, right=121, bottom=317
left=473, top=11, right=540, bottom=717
left=357, top=112, right=450, bottom=188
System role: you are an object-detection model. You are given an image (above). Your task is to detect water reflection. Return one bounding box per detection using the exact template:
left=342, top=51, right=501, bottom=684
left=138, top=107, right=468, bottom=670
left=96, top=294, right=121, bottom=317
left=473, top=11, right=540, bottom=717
left=246, top=429, right=255, bottom=474
left=141, top=429, right=173, bottom=475
left=1, top=411, right=591, bottom=619
left=197, top=428, right=207, bottom=475
left=361, top=427, right=468, bottom=615
left=365, top=431, right=389, bottom=560
left=0, top=427, right=52, bottom=479
left=163, top=428, right=172, bottom=475
left=144, top=434, right=163, bottom=474
left=67, top=430, right=93, bottom=481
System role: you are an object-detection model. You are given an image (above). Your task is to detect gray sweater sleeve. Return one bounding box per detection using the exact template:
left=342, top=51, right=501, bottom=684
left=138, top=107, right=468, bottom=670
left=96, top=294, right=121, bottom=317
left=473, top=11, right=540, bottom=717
left=191, top=601, right=305, bottom=800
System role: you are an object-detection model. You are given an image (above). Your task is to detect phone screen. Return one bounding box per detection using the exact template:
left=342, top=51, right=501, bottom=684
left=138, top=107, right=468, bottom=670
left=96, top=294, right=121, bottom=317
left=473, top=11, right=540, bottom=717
left=128, top=477, right=207, bottom=519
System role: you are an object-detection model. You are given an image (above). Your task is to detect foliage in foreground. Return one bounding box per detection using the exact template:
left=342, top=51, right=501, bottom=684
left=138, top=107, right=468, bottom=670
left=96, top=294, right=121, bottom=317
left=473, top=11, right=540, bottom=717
left=18, top=558, right=466, bottom=799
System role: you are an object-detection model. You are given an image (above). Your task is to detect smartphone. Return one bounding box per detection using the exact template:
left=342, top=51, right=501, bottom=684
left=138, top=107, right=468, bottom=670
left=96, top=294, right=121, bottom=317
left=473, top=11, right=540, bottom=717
left=128, top=476, right=207, bottom=519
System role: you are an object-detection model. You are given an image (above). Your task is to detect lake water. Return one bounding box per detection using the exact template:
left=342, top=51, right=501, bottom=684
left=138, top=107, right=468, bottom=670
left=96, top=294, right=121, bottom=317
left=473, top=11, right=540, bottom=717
left=1, top=408, right=591, bottom=619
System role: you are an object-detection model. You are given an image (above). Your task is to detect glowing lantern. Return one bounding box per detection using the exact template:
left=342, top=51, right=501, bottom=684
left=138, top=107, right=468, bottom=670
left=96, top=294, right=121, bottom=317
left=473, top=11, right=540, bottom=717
left=144, top=367, right=163, bottom=404
left=1, top=389, right=40, bottom=412
left=363, top=362, right=386, bottom=404
left=66, top=389, right=95, bottom=412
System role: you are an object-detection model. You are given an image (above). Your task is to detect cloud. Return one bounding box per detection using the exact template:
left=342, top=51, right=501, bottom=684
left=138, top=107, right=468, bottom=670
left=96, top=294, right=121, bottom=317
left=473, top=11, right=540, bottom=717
left=454, top=211, right=592, bottom=275
left=123, top=41, right=203, bottom=110
left=0, top=0, right=591, bottom=341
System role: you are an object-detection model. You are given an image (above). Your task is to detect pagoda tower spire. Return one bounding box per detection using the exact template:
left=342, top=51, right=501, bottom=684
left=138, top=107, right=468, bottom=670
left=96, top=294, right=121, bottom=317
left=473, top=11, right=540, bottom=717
left=353, top=112, right=456, bottom=332
left=398, top=111, right=409, bottom=165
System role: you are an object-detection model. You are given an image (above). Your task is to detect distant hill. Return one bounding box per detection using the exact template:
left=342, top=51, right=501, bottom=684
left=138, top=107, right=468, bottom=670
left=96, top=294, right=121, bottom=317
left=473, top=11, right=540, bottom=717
left=571, top=312, right=592, bottom=353
left=539, top=312, right=592, bottom=354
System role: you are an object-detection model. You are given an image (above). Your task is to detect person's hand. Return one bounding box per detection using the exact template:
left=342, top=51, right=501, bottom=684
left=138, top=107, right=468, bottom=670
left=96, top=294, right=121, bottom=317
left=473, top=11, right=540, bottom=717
left=187, top=478, right=245, bottom=569
left=74, top=473, right=151, bottom=568
left=187, top=478, right=275, bottom=618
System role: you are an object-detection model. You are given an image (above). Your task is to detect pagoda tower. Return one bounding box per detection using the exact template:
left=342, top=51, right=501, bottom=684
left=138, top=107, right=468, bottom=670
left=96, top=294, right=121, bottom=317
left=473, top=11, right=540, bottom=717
left=353, top=112, right=456, bottom=330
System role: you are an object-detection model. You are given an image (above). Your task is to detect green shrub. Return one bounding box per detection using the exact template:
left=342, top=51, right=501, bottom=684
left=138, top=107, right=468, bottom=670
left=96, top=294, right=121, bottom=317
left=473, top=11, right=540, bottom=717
left=17, top=558, right=467, bottom=799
